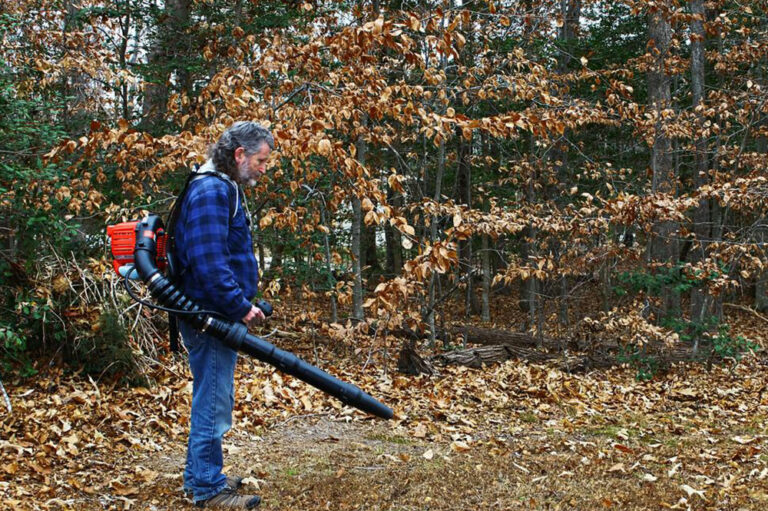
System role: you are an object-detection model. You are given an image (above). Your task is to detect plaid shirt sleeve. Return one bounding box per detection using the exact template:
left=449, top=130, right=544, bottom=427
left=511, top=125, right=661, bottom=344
left=182, top=181, right=253, bottom=321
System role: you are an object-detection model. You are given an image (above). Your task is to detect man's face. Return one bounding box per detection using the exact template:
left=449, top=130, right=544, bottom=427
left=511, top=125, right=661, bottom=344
left=235, top=143, right=271, bottom=187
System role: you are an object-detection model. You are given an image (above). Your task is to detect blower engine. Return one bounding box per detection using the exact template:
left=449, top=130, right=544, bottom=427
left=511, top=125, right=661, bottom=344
left=107, top=215, right=393, bottom=420
left=107, top=220, right=168, bottom=275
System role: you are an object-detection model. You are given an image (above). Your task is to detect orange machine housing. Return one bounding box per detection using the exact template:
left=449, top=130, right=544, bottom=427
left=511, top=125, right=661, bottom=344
left=106, top=220, right=167, bottom=275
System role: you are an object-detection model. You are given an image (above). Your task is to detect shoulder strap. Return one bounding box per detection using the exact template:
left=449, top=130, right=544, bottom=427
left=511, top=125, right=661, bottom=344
left=187, top=166, right=239, bottom=219
left=164, top=170, right=202, bottom=354
left=166, top=165, right=240, bottom=259
left=164, top=165, right=240, bottom=354
left=165, top=170, right=200, bottom=244
left=167, top=167, right=238, bottom=231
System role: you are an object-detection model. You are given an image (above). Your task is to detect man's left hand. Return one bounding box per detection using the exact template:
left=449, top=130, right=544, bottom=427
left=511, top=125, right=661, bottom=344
left=242, top=305, right=266, bottom=328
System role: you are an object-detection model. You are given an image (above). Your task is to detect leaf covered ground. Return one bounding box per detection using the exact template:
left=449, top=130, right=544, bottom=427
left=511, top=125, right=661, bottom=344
left=2, top=311, right=768, bottom=511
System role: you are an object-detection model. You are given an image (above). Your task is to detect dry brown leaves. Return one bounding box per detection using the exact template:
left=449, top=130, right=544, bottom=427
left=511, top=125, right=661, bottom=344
left=2, top=318, right=767, bottom=510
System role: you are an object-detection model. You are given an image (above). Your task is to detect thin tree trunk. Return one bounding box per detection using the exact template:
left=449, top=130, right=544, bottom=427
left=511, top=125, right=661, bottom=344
left=647, top=2, right=679, bottom=319
left=481, top=233, right=491, bottom=321
left=320, top=206, right=338, bottom=323
left=425, top=11, right=448, bottom=346
left=117, top=5, right=131, bottom=120
left=456, top=126, right=476, bottom=317
left=385, top=183, right=403, bottom=277
left=554, top=0, right=581, bottom=330
left=264, top=240, right=284, bottom=285
left=690, top=0, right=711, bottom=334
left=351, top=201, right=364, bottom=322
left=480, top=137, right=492, bottom=322
left=709, top=13, right=727, bottom=323
left=756, top=215, right=768, bottom=312
left=352, top=114, right=368, bottom=322
left=755, top=18, right=768, bottom=312
left=520, top=133, right=539, bottom=334
left=557, top=0, right=581, bottom=73
left=62, top=0, right=87, bottom=134
left=426, top=133, right=445, bottom=346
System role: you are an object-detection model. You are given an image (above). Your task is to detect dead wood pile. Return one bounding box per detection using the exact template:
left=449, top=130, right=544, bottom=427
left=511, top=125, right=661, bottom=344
left=396, top=325, right=712, bottom=375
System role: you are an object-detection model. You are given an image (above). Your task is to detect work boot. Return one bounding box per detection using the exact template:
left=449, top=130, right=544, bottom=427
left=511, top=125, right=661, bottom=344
left=183, top=476, right=244, bottom=497
left=195, top=487, right=261, bottom=509
left=225, top=476, right=244, bottom=490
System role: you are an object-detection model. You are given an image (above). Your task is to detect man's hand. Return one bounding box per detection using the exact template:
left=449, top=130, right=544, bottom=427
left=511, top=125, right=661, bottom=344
left=242, top=305, right=266, bottom=328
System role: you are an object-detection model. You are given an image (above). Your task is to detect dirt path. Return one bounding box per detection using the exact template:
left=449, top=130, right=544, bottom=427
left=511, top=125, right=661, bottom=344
left=95, top=405, right=768, bottom=511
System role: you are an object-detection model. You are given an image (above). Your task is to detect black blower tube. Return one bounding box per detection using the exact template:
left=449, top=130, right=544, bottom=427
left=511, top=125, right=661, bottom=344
left=133, top=215, right=393, bottom=420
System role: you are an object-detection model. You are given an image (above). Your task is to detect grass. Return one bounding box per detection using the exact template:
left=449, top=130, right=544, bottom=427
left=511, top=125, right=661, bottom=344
left=365, top=433, right=414, bottom=445
left=519, top=411, right=539, bottom=423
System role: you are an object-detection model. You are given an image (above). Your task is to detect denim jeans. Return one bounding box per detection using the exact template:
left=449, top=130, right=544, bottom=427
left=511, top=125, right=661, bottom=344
left=179, top=320, right=238, bottom=503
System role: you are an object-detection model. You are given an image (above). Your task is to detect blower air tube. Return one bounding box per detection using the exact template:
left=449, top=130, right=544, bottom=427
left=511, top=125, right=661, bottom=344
left=133, top=215, right=393, bottom=420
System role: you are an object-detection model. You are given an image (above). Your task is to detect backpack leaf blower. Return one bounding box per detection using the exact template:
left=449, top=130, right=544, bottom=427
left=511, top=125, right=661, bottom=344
left=107, top=214, right=393, bottom=420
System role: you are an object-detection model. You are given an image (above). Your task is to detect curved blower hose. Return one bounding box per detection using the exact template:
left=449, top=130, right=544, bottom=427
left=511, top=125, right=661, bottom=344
left=132, top=215, right=393, bottom=420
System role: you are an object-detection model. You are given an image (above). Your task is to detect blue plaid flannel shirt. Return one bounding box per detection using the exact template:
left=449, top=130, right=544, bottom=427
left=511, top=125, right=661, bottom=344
left=174, top=173, right=258, bottom=322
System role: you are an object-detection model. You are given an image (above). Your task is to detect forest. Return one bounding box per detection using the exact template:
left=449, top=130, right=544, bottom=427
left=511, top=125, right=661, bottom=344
left=1, top=0, right=767, bottom=510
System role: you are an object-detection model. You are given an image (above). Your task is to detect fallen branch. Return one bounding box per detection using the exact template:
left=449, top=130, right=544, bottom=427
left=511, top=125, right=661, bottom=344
left=429, top=342, right=715, bottom=373
left=724, top=303, right=768, bottom=324
left=432, top=345, right=553, bottom=368
left=442, top=325, right=564, bottom=349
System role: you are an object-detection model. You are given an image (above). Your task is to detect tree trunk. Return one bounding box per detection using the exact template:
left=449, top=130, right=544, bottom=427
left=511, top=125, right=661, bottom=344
left=351, top=197, right=364, bottom=321
left=456, top=126, right=477, bottom=317
left=116, top=4, right=132, bottom=120
left=362, top=223, right=380, bottom=276
left=426, top=132, right=445, bottom=345
left=557, top=0, right=581, bottom=73
left=551, top=0, right=581, bottom=333
left=708, top=22, right=727, bottom=323
left=264, top=239, right=285, bottom=286
left=756, top=217, right=768, bottom=312
left=755, top=19, right=768, bottom=313
left=425, top=13, right=448, bottom=345
left=351, top=114, right=368, bottom=322
left=647, top=2, right=679, bottom=319
left=320, top=206, right=338, bottom=323
left=385, top=183, right=403, bottom=277
left=689, top=0, right=712, bottom=332
left=520, top=136, right=539, bottom=333
left=62, top=0, right=89, bottom=134
left=481, top=233, right=491, bottom=322
left=141, top=0, right=192, bottom=128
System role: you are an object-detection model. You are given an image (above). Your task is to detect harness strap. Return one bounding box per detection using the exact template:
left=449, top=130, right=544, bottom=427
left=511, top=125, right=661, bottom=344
left=165, top=164, right=243, bottom=353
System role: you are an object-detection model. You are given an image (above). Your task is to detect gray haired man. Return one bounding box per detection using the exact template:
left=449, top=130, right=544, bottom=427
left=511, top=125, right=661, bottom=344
left=175, top=121, right=273, bottom=509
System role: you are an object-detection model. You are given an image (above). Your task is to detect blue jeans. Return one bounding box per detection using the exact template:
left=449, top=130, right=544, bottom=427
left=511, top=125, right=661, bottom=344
left=179, top=320, right=238, bottom=503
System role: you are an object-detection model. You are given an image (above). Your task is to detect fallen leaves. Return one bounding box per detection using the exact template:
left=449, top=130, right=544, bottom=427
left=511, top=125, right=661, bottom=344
left=680, top=483, right=707, bottom=500
left=1, top=342, right=767, bottom=510
left=608, top=462, right=625, bottom=473
left=450, top=440, right=471, bottom=453
left=613, top=443, right=636, bottom=455
left=109, top=479, right=139, bottom=497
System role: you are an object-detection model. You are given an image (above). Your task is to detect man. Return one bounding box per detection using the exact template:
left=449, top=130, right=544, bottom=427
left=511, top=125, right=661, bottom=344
left=174, top=121, right=273, bottom=509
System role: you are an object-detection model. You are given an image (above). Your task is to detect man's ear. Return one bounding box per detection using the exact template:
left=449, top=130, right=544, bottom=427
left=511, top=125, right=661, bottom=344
left=234, top=146, right=246, bottom=163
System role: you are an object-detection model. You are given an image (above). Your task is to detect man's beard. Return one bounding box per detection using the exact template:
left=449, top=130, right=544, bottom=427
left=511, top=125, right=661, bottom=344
left=237, top=160, right=258, bottom=187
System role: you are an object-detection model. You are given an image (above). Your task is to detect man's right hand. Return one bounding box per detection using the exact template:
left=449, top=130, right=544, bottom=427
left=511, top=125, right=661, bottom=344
left=242, top=305, right=266, bottom=327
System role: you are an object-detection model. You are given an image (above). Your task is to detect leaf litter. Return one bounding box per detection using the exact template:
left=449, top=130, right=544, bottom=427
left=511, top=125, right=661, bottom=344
left=1, top=341, right=767, bottom=510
